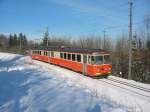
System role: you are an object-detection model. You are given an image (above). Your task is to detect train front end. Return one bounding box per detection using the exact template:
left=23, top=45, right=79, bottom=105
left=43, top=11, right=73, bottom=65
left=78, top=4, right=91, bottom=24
left=90, top=54, right=112, bottom=77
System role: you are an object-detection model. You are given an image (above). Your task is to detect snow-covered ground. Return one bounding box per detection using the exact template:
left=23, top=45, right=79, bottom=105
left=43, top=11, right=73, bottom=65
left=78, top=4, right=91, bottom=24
left=0, top=52, right=150, bottom=112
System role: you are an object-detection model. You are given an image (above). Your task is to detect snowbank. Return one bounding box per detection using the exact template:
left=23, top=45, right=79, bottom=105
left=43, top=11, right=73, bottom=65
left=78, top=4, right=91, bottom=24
left=0, top=52, right=20, bottom=61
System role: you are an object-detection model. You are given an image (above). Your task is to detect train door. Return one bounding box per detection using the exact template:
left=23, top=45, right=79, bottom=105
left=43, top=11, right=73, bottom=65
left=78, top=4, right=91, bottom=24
left=48, top=51, right=51, bottom=63
left=83, top=55, right=87, bottom=75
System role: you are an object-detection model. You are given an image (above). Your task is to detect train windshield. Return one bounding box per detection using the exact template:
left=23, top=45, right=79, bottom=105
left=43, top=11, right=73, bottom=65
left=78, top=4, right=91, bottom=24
left=91, top=56, right=103, bottom=65
left=91, top=55, right=111, bottom=65
left=104, top=55, right=111, bottom=64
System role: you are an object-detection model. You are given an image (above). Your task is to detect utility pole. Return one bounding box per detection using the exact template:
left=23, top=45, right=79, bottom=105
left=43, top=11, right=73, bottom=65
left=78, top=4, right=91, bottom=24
left=19, top=37, right=22, bottom=49
left=128, top=0, right=133, bottom=79
left=103, top=29, right=106, bottom=49
left=146, top=18, right=150, bottom=75
left=146, top=20, right=150, bottom=42
left=46, top=27, right=49, bottom=47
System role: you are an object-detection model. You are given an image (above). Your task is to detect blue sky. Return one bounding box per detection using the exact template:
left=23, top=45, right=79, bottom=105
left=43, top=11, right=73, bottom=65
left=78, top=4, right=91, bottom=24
left=0, top=0, right=150, bottom=39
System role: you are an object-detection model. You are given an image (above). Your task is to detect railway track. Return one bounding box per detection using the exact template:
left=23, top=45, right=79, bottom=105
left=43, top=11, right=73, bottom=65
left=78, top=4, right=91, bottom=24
left=98, top=78, right=150, bottom=100
left=107, top=77, right=150, bottom=92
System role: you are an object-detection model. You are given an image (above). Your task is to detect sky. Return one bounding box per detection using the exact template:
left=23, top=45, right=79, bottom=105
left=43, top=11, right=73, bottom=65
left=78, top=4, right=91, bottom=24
left=0, top=0, right=150, bottom=40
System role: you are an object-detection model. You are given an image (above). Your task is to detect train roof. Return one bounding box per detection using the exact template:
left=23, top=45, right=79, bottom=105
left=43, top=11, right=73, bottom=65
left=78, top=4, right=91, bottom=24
left=33, top=47, right=110, bottom=54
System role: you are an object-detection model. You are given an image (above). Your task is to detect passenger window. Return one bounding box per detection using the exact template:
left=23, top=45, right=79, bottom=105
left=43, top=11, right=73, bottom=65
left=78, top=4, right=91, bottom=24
left=44, top=51, right=47, bottom=56
left=88, top=56, right=91, bottom=64
left=68, top=54, right=71, bottom=60
left=60, top=53, right=63, bottom=58
left=47, top=51, right=50, bottom=57
left=72, top=54, right=76, bottom=61
left=64, top=53, right=66, bottom=59
left=51, top=52, right=54, bottom=57
left=48, top=52, right=51, bottom=57
left=77, top=55, right=81, bottom=62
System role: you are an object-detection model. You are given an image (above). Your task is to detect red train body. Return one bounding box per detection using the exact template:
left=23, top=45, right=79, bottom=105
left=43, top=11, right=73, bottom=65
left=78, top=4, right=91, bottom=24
left=30, top=47, right=112, bottom=77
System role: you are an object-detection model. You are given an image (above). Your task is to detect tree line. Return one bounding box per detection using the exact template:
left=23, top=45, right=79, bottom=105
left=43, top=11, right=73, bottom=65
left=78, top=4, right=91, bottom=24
left=0, top=33, right=28, bottom=53
left=9, top=33, right=27, bottom=48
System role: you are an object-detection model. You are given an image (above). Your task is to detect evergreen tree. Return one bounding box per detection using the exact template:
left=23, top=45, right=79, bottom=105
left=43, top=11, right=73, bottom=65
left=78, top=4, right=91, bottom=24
left=9, top=34, right=13, bottom=47
left=42, top=27, right=49, bottom=47
left=13, top=34, right=18, bottom=47
left=23, top=34, right=27, bottom=47
left=18, top=33, right=24, bottom=49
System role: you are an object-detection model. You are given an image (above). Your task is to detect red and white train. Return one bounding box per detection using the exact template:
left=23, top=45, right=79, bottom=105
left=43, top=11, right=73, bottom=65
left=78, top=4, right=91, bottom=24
left=30, top=47, right=112, bottom=77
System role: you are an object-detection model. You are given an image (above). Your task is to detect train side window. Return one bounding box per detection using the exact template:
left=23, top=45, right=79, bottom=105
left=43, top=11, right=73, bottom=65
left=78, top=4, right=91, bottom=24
left=60, top=53, right=63, bottom=58
left=68, top=54, right=71, bottom=60
left=44, top=51, right=47, bottom=56
left=72, top=54, right=76, bottom=61
left=77, top=55, right=81, bottom=62
left=51, top=52, right=54, bottom=57
left=64, top=53, right=66, bottom=59
left=91, top=56, right=95, bottom=64
left=48, top=51, right=50, bottom=57
left=45, top=52, right=47, bottom=56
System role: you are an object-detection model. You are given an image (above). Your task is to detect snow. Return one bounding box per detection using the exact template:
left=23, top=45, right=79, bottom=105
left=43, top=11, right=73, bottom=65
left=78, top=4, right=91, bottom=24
left=0, top=52, right=150, bottom=112
left=33, top=60, right=150, bottom=111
